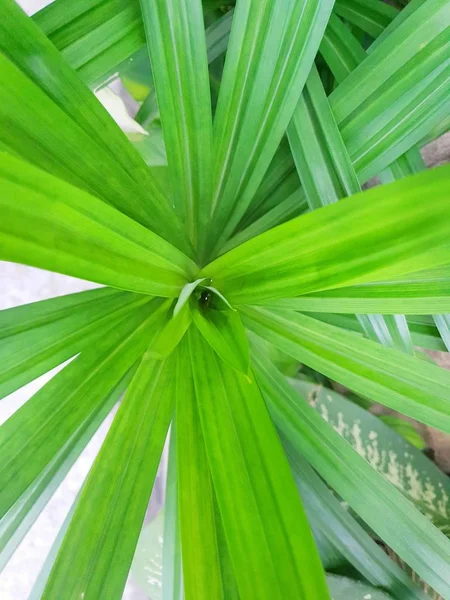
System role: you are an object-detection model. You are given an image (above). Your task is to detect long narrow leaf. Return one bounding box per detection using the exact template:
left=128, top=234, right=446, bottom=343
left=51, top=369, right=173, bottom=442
left=0, top=0, right=190, bottom=251
left=288, top=449, right=425, bottom=599
left=140, top=0, right=213, bottom=251
left=0, top=290, right=146, bottom=400
left=202, top=166, right=450, bottom=304
left=243, top=306, right=450, bottom=434
left=176, top=338, right=223, bottom=599
left=0, top=300, right=166, bottom=522
left=42, top=346, right=175, bottom=599
left=206, top=0, right=335, bottom=257
left=273, top=266, right=450, bottom=314
left=0, top=155, right=196, bottom=296
left=187, top=326, right=328, bottom=599
left=0, top=368, right=135, bottom=571
left=252, top=351, right=450, bottom=599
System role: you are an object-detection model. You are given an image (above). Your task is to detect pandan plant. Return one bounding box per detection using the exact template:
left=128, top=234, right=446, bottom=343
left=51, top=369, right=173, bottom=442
left=1, top=0, right=450, bottom=598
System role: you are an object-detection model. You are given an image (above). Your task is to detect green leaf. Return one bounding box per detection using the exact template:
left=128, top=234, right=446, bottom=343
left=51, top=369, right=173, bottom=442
left=149, top=301, right=192, bottom=359
left=242, top=307, right=450, bottom=434
left=291, top=379, right=446, bottom=520
left=252, top=350, right=450, bottom=599
left=0, top=289, right=146, bottom=400
left=329, top=0, right=450, bottom=181
left=0, top=0, right=189, bottom=251
left=42, top=349, right=175, bottom=599
left=326, top=575, right=393, bottom=600
left=140, top=0, right=213, bottom=251
left=0, top=155, right=196, bottom=297
left=273, top=266, right=450, bottom=314
left=1, top=367, right=135, bottom=572
left=205, top=0, right=335, bottom=257
left=288, top=450, right=425, bottom=599
left=288, top=64, right=360, bottom=208
left=287, top=63, right=413, bottom=354
left=176, top=337, right=223, bottom=599
left=0, top=287, right=119, bottom=338
left=202, top=166, right=450, bottom=305
left=434, top=314, right=450, bottom=352
left=369, top=0, right=427, bottom=52
left=0, top=300, right=165, bottom=523
left=187, top=327, right=328, bottom=599
left=191, top=300, right=250, bottom=374
left=310, top=312, right=446, bottom=352
left=33, top=0, right=146, bottom=86
left=161, top=430, right=183, bottom=600
left=319, top=14, right=367, bottom=82
left=334, top=0, right=397, bottom=39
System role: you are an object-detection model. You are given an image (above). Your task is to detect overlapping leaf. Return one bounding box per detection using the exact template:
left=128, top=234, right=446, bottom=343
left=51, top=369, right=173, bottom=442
left=203, top=166, right=450, bottom=304
left=0, top=155, right=196, bottom=296
left=253, top=349, right=450, bottom=598
left=140, top=0, right=213, bottom=251
left=205, top=0, right=335, bottom=257
left=243, top=307, right=450, bottom=434
left=42, top=342, right=175, bottom=599
left=187, top=327, right=328, bottom=599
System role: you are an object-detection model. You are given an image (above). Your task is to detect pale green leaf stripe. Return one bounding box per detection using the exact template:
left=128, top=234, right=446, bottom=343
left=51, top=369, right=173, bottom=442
left=140, top=0, right=213, bottom=251
left=176, top=338, right=223, bottom=600
left=287, top=450, right=425, bottom=600
left=0, top=155, right=196, bottom=297
left=0, top=300, right=166, bottom=521
left=42, top=352, right=175, bottom=600
left=0, top=290, right=147, bottom=400
left=287, top=64, right=413, bottom=354
left=252, top=349, right=450, bottom=599
left=188, top=326, right=328, bottom=600
left=205, top=0, right=335, bottom=258
left=271, top=266, right=450, bottom=314
left=202, top=166, right=450, bottom=305
left=242, top=306, right=450, bottom=434
left=162, top=430, right=183, bottom=600
left=0, top=367, right=136, bottom=572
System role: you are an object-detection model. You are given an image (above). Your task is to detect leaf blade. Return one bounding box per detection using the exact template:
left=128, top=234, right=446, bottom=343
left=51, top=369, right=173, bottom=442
left=42, top=346, right=175, bottom=599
